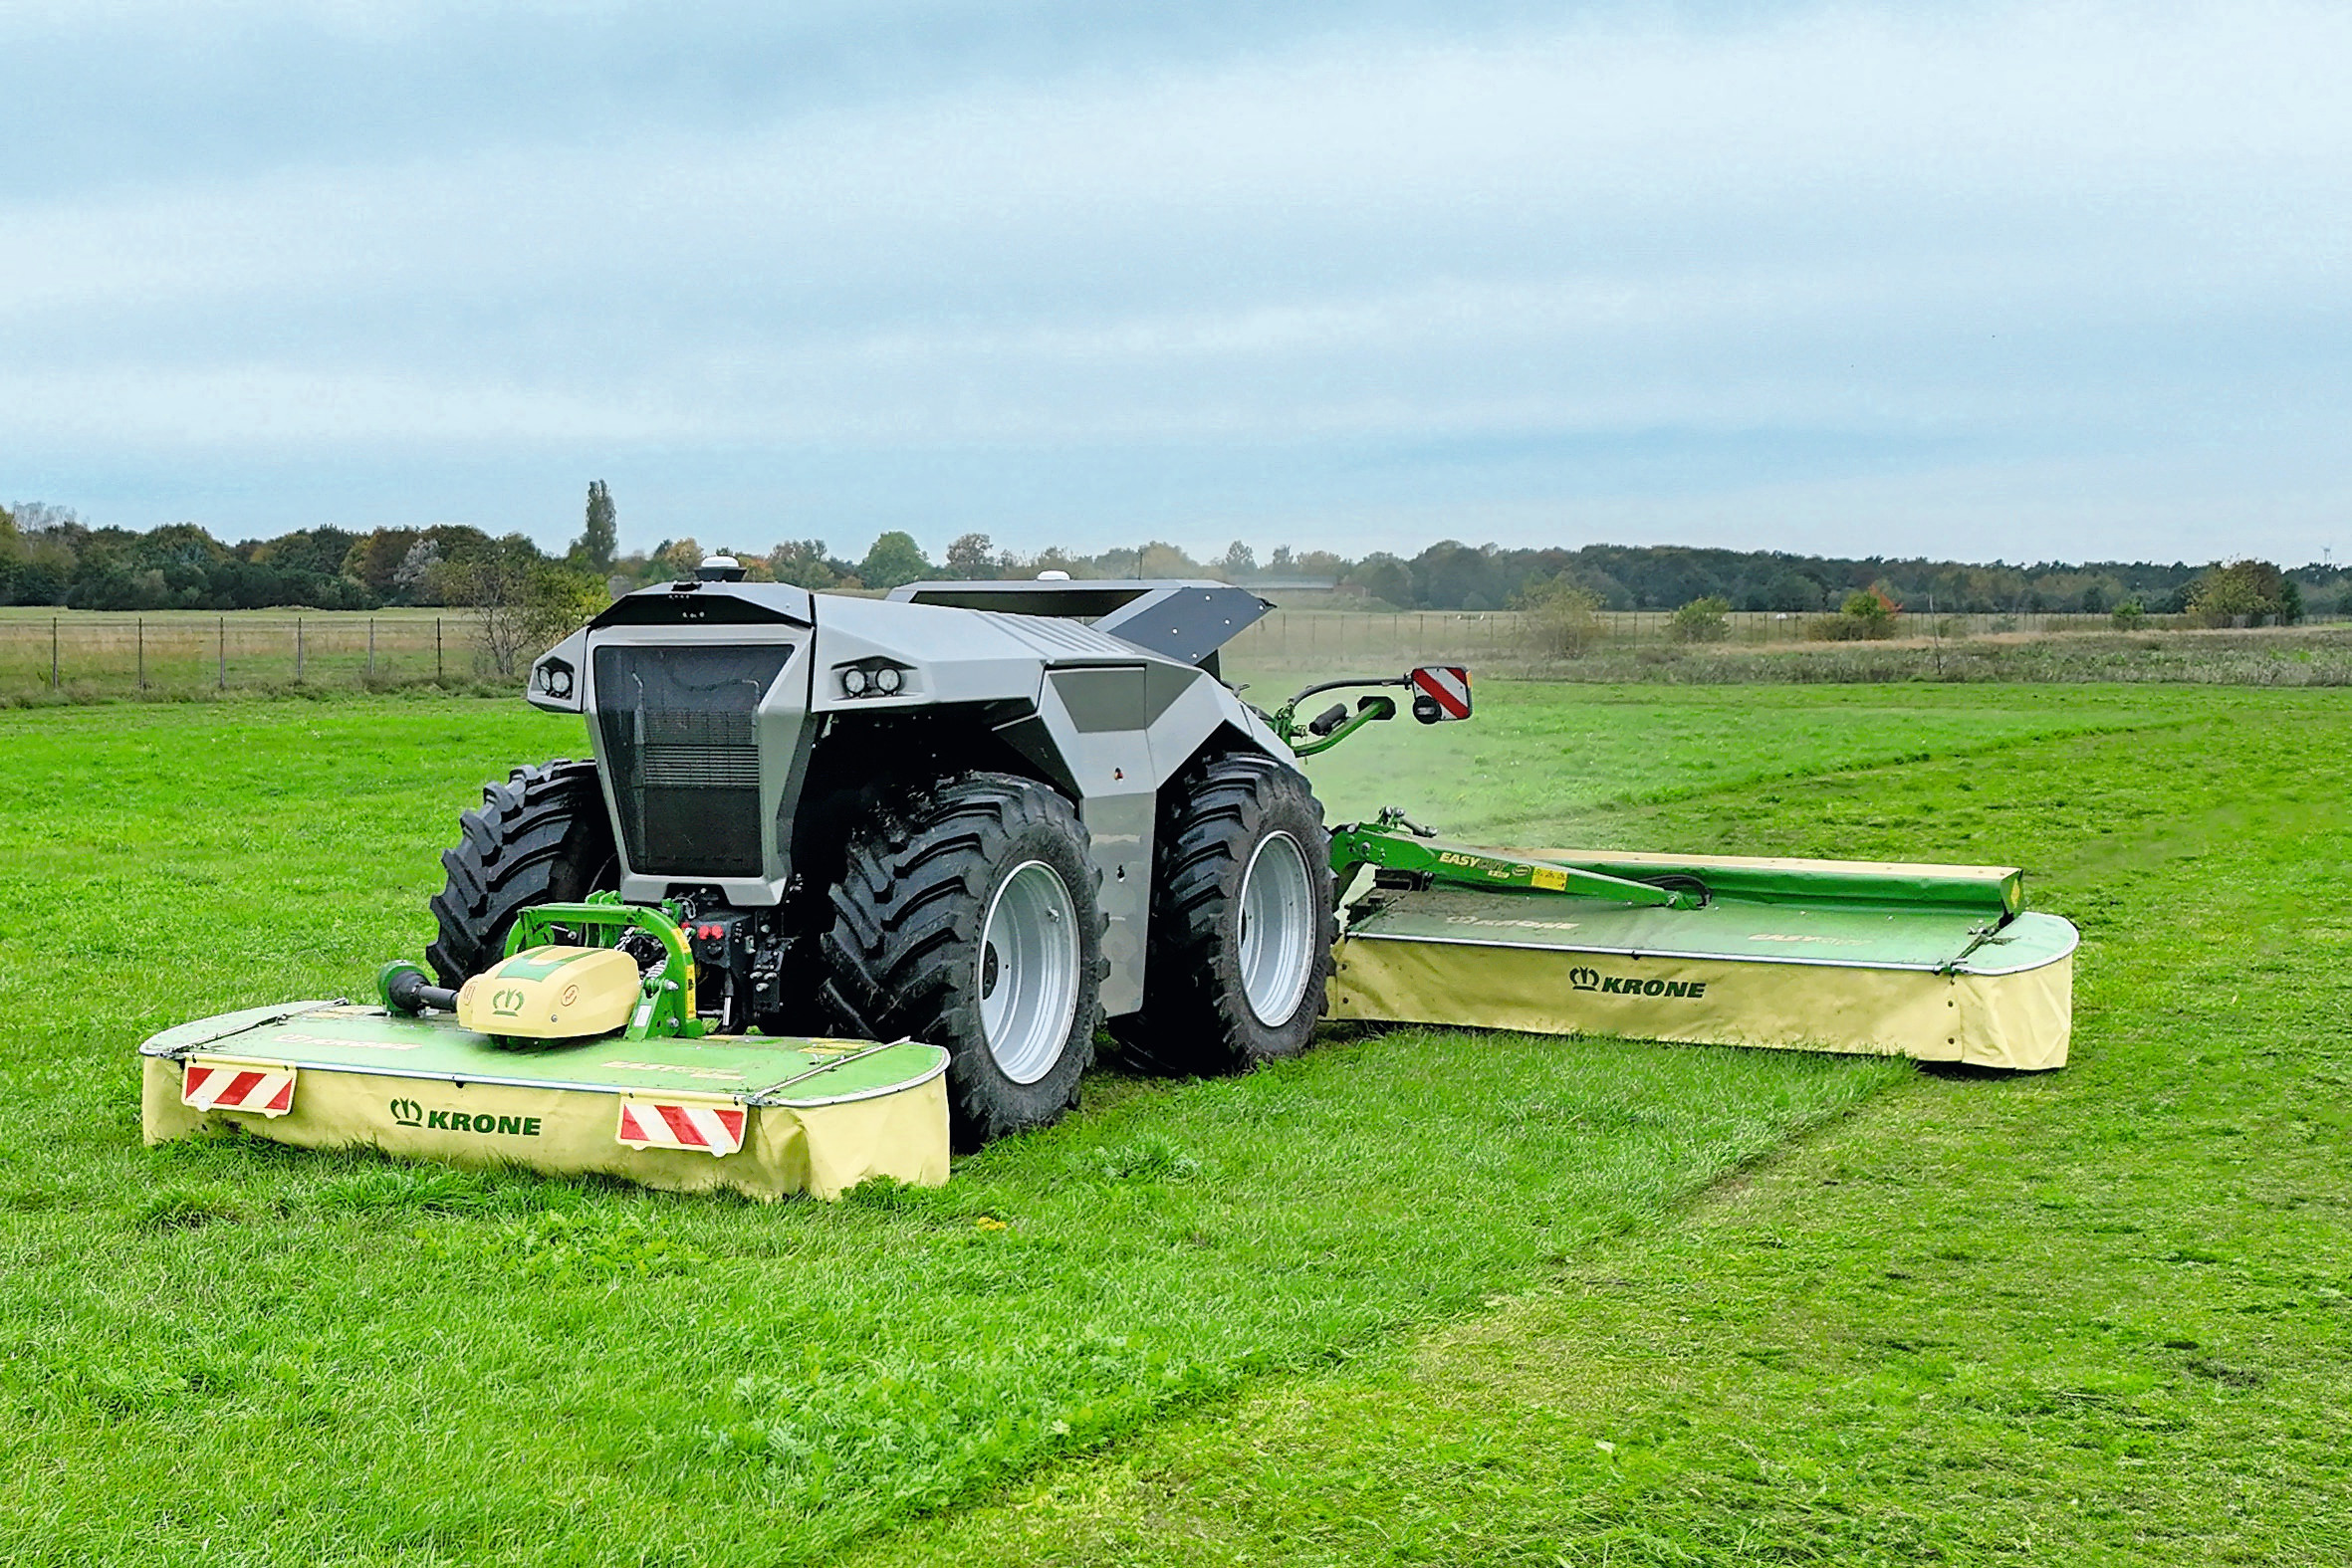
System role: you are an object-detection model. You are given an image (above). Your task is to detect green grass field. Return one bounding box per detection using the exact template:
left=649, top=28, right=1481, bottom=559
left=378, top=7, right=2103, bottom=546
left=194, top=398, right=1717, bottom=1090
left=1, top=684, right=2345, bottom=1564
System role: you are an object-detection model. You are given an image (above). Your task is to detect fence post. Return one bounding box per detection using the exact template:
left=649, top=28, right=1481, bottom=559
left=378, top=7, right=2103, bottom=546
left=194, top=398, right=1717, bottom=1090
left=295, top=617, right=304, bottom=683
left=435, top=618, right=444, bottom=680
left=51, top=617, right=59, bottom=690
left=217, top=616, right=226, bottom=690
left=367, top=617, right=376, bottom=681
left=137, top=617, right=146, bottom=690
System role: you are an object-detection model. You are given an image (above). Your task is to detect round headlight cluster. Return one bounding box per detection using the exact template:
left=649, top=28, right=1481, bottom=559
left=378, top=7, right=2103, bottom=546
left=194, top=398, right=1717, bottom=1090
left=839, top=664, right=908, bottom=699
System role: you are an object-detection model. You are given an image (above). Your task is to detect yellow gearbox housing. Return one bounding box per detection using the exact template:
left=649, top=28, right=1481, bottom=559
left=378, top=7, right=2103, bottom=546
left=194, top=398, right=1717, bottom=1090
left=456, top=946, right=642, bottom=1039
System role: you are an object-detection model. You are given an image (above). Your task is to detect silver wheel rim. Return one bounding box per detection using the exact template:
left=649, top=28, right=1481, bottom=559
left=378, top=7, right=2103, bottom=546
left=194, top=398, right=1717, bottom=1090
left=978, top=859, right=1080, bottom=1084
left=1238, top=830, right=1316, bottom=1026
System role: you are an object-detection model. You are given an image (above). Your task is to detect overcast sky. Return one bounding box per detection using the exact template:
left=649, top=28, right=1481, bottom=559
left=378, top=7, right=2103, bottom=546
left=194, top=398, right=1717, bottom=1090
left=4, top=1, right=2347, bottom=565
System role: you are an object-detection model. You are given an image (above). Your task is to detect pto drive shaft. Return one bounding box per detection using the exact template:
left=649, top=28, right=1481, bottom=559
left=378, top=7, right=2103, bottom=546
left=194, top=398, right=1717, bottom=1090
left=379, top=962, right=458, bottom=1015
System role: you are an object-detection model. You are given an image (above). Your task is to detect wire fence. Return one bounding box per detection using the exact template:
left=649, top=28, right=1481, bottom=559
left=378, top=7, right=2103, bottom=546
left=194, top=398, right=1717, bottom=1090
left=0, top=614, right=486, bottom=698
left=0, top=603, right=2283, bottom=701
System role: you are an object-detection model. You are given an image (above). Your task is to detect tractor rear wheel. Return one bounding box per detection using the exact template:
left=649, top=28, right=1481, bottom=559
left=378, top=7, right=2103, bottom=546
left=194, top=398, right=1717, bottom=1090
left=819, top=773, right=1105, bottom=1149
left=426, top=760, right=619, bottom=988
left=1115, top=753, right=1335, bottom=1075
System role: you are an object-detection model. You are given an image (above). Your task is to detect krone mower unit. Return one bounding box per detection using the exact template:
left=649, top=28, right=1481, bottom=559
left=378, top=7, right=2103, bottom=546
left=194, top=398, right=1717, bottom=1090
left=1270, top=673, right=2077, bottom=1072
left=1322, top=813, right=2074, bottom=1070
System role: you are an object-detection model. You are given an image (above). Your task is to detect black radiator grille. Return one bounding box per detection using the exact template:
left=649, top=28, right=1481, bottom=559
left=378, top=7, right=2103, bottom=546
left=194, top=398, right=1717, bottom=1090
left=592, top=644, right=795, bottom=877
left=640, top=742, right=761, bottom=790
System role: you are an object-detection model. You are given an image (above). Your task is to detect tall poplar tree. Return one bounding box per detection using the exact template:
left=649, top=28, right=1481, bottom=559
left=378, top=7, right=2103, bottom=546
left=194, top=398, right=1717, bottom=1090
left=575, top=480, right=617, bottom=572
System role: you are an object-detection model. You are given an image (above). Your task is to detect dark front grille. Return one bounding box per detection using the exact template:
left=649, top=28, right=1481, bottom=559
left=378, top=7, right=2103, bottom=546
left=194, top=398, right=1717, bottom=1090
left=640, top=743, right=760, bottom=789
left=592, top=644, right=796, bottom=877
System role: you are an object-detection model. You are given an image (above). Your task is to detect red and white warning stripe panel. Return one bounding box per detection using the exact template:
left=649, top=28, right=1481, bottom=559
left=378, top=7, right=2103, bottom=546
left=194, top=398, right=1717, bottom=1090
left=181, top=1058, right=297, bottom=1118
left=615, top=1097, right=748, bottom=1159
left=1411, top=664, right=1473, bottom=720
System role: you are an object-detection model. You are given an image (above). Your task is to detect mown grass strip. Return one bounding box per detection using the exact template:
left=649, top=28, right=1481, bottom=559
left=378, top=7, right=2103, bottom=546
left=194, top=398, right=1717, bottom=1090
left=1274, top=679, right=2219, bottom=839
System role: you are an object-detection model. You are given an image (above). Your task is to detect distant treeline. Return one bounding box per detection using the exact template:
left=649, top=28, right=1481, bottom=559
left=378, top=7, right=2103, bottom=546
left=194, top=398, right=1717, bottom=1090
left=4, top=496, right=2343, bottom=619
left=1332, top=541, right=2345, bottom=619
left=0, top=506, right=539, bottom=612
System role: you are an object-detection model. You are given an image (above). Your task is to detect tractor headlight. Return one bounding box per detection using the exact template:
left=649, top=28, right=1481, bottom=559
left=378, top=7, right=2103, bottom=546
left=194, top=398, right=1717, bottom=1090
left=838, top=662, right=910, bottom=699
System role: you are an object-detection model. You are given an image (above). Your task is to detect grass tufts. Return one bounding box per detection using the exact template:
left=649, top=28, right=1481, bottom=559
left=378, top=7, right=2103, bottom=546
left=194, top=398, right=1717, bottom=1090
left=1069, top=1133, right=1205, bottom=1183
left=419, top=1208, right=710, bottom=1280
left=311, top=1165, right=520, bottom=1216
left=130, top=1183, right=245, bottom=1232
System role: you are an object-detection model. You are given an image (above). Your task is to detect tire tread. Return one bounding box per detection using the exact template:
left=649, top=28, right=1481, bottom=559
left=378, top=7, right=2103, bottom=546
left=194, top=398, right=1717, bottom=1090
left=425, top=759, right=618, bottom=987
left=819, top=772, right=1104, bottom=1148
left=1114, top=752, right=1335, bottom=1075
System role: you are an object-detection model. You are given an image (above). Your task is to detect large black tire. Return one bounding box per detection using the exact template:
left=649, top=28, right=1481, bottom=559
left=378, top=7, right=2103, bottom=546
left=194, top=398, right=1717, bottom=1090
left=820, top=773, right=1105, bottom=1150
left=1114, top=752, right=1336, bottom=1075
left=426, top=760, right=619, bottom=988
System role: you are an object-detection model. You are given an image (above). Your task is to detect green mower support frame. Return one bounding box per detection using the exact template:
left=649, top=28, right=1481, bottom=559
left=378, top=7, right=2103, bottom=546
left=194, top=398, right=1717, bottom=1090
left=378, top=896, right=710, bottom=1042
left=1331, top=808, right=1705, bottom=911
left=505, top=897, right=707, bottom=1042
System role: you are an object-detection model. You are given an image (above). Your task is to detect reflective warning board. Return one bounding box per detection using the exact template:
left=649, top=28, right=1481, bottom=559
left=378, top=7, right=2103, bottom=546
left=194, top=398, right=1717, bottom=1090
left=182, top=1057, right=297, bottom=1118
left=1409, top=665, right=1472, bottom=720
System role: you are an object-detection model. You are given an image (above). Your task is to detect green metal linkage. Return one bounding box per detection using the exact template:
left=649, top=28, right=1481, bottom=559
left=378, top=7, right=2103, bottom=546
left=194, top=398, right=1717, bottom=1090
left=1486, top=852, right=2021, bottom=917
left=1269, top=678, right=1406, bottom=756
left=1283, top=701, right=1394, bottom=757
left=1330, top=812, right=1704, bottom=911
left=505, top=898, right=705, bottom=1040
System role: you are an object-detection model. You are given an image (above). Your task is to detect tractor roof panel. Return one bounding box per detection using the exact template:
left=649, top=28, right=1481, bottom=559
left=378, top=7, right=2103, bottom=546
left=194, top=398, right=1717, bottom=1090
left=591, top=580, right=816, bottom=629
left=976, top=610, right=1167, bottom=663
left=890, top=578, right=1273, bottom=666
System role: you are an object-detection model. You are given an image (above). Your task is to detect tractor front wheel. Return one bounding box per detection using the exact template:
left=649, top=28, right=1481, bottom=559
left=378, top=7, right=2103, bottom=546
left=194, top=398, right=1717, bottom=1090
left=1115, top=753, right=1336, bottom=1075
left=426, top=760, right=619, bottom=987
left=819, top=773, right=1105, bottom=1149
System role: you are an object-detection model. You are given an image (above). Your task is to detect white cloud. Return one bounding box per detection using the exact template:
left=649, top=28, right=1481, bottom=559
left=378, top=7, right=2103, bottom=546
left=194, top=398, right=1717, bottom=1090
left=3, top=1, right=2350, bottom=558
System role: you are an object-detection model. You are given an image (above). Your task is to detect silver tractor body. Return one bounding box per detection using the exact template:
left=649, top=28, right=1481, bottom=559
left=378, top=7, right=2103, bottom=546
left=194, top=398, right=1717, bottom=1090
left=525, top=576, right=1285, bottom=1019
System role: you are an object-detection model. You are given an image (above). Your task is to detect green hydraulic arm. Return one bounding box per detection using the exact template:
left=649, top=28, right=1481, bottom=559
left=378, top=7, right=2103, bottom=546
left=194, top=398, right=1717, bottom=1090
left=1265, top=666, right=1476, bottom=756
left=1329, top=808, right=1706, bottom=911
left=1266, top=679, right=1405, bottom=757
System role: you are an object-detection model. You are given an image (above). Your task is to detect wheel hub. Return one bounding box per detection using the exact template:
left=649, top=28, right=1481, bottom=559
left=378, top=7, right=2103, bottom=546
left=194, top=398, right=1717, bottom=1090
left=1238, top=830, right=1316, bottom=1025
left=977, top=860, right=1080, bottom=1084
